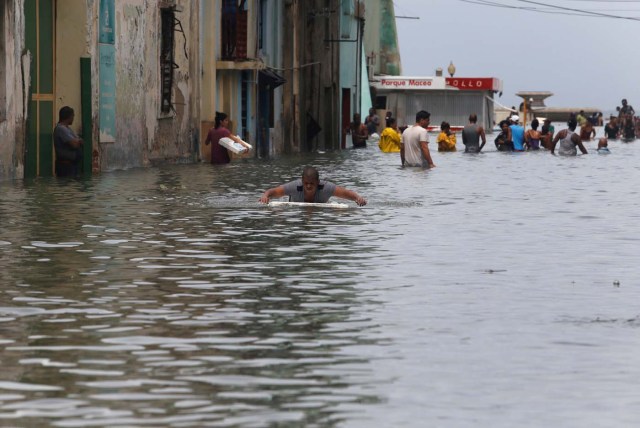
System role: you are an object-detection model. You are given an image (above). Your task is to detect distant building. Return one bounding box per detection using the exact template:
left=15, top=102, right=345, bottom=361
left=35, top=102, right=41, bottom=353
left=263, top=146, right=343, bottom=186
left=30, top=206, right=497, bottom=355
left=370, top=75, right=502, bottom=131
left=515, top=92, right=601, bottom=123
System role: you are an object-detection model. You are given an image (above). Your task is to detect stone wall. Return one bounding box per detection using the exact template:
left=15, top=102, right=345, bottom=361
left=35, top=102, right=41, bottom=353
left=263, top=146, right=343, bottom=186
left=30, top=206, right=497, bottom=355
left=100, top=0, right=199, bottom=171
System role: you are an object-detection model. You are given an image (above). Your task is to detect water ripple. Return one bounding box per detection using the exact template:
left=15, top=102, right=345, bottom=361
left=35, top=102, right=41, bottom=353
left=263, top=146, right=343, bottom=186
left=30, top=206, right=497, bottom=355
left=1, top=145, right=639, bottom=426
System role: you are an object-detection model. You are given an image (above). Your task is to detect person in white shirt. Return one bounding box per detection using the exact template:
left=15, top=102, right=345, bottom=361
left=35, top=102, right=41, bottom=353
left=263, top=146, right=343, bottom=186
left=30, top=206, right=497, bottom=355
left=400, top=110, right=436, bottom=168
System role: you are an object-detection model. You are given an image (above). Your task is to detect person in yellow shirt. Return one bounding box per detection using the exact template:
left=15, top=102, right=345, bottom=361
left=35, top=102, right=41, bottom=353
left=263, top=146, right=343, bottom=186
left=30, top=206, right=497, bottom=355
left=378, top=117, right=402, bottom=153
left=437, top=121, right=457, bottom=152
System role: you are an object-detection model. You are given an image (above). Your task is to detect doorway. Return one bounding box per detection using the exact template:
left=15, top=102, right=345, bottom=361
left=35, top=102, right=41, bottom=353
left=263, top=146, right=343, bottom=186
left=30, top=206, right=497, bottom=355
left=24, top=0, right=55, bottom=178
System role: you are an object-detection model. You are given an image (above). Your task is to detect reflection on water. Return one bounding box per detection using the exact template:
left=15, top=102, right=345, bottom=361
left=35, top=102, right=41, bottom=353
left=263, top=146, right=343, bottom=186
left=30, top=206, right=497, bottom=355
left=1, top=133, right=640, bottom=426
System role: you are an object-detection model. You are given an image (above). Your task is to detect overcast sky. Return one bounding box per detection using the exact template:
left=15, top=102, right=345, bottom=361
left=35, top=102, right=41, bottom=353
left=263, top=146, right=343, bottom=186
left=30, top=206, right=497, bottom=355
left=393, top=0, right=640, bottom=113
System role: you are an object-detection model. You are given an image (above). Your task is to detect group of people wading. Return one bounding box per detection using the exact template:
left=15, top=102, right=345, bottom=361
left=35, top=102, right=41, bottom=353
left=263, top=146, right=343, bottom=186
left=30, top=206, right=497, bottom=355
left=373, top=110, right=594, bottom=168
left=605, top=98, right=637, bottom=142
left=492, top=115, right=593, bottom=155
left=370, top=99, right=639, bottom=165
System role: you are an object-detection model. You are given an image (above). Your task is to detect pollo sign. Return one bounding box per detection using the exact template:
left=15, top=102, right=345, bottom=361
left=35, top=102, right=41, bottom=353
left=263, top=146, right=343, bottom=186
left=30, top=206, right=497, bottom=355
left=445, top=78, right=499, bottom=91
left=372, top=76, right=500, bottom=92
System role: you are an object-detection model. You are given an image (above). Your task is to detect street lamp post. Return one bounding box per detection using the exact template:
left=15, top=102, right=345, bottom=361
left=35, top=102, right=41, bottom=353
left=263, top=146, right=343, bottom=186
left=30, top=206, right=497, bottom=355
left=447, top=61, right=456, bottom=77
left=523, top=97, right=533, bottom=128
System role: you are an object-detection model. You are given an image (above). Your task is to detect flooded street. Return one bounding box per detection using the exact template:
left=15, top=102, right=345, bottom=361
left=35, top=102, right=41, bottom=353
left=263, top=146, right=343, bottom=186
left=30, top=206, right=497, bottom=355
left=1, top=132, right=640, bottom=427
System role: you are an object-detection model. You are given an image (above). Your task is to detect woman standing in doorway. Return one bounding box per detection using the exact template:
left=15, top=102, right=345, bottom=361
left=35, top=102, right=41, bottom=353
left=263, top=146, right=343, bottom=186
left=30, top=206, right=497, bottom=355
left=204, top=112, right=250, bottom=164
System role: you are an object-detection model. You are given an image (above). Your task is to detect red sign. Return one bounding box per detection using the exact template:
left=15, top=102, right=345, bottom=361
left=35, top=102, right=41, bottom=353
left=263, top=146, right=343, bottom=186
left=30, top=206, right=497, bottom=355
left=445, top=77, right=500, bottom=91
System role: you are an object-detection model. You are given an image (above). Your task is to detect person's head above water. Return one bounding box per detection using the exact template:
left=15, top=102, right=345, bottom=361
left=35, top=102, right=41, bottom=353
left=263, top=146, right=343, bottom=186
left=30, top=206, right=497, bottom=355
left=598, top=138, right=608, bottom=148
left=531, top=119, right=539, bottom=130
left=301, top=166, right=320, bottom=196
left=302, top=166, right=319, bottom=181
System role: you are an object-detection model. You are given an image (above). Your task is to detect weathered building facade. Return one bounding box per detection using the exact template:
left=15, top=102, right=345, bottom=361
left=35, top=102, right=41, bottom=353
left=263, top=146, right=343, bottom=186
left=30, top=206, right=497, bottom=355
left=283, top=0, right=342, bottom=153
left=0, top=0, right=380, bottom=181
left=0, top=0, right=27, bottom=180
left=202, top=0, right=287, bottom=160
left=0, top=0, right=200, bottom=180
left=213, top=0, right=350, bottom=155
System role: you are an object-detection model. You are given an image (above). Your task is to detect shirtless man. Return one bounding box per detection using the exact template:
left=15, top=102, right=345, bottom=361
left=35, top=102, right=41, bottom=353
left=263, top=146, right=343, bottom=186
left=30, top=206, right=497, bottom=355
left=349, top=113, right=368, bottom=148
left=579, top=120, right=596, bottom=142
left=622, top=113, right=636, bottom=141
left=619, top=99, right=635, bottom=118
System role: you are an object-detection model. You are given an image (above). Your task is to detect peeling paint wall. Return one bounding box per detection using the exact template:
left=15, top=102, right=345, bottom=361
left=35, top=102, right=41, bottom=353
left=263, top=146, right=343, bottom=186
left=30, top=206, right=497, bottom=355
left=56, top=0, right=87, bottom=137
left=0, top=0, right=26, bottom=180
left=99, top=0, right=199, bottom=171
left=199, top=0, right=217, bottom=162
left=0, top=0, right=200, bottom=181
left=259, top=0, right=284, bottom=156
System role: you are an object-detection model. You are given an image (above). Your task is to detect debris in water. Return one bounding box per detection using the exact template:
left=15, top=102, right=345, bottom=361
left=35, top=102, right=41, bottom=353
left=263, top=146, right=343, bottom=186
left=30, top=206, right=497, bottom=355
left=482, top=269, right=507, bottom=274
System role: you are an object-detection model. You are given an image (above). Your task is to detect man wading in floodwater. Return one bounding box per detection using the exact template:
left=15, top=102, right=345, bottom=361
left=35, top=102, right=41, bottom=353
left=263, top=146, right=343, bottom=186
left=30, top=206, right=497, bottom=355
left=461, top=113, right=487, bottom=153
left=400, top=110, right=436, bottom=168
left=550, top=118, right=588, bottom=156
left=259, top=166, right=367, bottom=206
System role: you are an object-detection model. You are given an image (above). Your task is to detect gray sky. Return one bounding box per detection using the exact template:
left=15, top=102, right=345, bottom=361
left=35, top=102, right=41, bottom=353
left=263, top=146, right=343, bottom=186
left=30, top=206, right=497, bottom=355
left=393, top=0, right=640, bottom=113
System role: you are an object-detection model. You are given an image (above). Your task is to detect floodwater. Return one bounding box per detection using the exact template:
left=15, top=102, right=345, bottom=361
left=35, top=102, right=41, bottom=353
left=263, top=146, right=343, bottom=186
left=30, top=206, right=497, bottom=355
left=1, top=128, right=640, bottom=427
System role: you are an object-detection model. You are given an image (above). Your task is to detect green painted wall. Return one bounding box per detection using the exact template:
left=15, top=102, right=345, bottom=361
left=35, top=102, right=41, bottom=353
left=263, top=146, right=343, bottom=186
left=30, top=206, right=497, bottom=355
left=364, top=0, right=402, bottom=76
left=24, top=0, right=55, bottom=177
left=379, top=0, right=401, bottom=76
left=80, top=57, right=92, bottom=176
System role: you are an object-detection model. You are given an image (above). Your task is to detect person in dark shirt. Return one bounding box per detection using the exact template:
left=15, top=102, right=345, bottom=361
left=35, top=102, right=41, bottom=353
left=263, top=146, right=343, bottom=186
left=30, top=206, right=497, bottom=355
left=204, top=112, right=250, bottom=164
left=53, top=106, right=84, bottom=177
left=364, top=107, right=380, bottom=136
left=604, top=117, right=619, bottom=140
left=259, top=166, right=367, bottom=206
left=494, top=120, right=513, bottom=151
